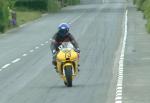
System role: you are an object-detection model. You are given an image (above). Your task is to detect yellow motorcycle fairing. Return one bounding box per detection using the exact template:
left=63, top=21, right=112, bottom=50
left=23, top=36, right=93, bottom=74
left=57, top=49, right=78, bottom=62
left=56, top=49, right=79, bottom=83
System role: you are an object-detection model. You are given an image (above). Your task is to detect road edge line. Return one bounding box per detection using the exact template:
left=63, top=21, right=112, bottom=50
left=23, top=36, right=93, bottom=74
left=115, top=9, right=128, bottom=103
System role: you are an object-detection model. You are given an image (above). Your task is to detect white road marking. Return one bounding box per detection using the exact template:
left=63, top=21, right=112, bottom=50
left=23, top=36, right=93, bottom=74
left=142, top=58, right=150, bottom=60
left=69, top=14, right=83, bottom=24
left=30, top=49, right=34, bottom=52
left=35, top=46, right=39, bottom=49
left=115, top=96, right=122, bottom=100
left=1, top=63, right=11, bottom=69
left=62, top=17, right=69, bottom=22
left=45, top=41, right=48, bottom=44
left=116, top=90, right=122, bottom=93
left=117, top=87, right=123, bottom=90
left=22, top=54, right=27, bottom=57
left=12, top=58, right=21, bottom=63
left=116, top=93, right=122, bottom=96
left=115, top=10, right=128, bottom=103
left=116, top=101, right=122, bottom=103
left=41, top=43, right=44, bottom=46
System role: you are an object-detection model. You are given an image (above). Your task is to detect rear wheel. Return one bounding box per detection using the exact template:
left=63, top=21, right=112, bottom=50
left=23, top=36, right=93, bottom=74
left=65, top=66, right=72, bottom=87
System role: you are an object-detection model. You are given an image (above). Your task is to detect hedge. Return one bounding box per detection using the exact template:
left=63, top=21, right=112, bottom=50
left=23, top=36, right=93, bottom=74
left=47, top=0, right=61, bottom=12
left=15, top=1, right=47, bottom=10
left=134, top=0, right=146, bottom=10
left=64, top=0, right=80, bottom=5
left=15, top=0, right=80, bottom=11
left=134, top=0, right=150, bottom=33
left=141, top=0, right=150, bottom=19
left=0, top=0, right=9, bottom=33
left=142, top=0, right=150, bottom=33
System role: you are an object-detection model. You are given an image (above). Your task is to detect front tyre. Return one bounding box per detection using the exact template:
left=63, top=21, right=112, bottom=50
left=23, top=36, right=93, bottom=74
left=65, top=66, right=72, bottom=87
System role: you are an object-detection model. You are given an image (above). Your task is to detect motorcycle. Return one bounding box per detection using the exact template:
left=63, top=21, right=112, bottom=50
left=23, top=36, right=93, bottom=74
left=56, top=42, right=79, bottom=87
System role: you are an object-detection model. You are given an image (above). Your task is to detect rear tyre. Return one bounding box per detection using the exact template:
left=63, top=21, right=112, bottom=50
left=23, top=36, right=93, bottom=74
left=65, top=66, right=72, bottom=87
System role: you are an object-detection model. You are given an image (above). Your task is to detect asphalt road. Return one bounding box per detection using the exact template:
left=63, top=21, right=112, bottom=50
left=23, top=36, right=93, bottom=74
left=0, top=0, right=127, bottom=103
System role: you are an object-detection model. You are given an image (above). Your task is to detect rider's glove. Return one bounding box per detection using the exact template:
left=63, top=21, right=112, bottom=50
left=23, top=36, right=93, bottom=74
left=75, top=48, right=80, bottom=53
left=52, top=49, right=57, bottom=55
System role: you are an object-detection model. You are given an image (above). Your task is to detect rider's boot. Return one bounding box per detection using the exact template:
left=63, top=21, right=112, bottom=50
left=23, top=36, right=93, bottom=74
left=52, top=61, right=58, bottom=72
left=78, top=64, right=80, bottom=72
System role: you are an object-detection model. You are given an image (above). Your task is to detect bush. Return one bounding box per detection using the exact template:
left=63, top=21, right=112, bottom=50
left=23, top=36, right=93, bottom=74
left=15, top=0, right=63, bottom=12
left=146, top=19, right=150, bottom=33
left=47, top=0, right=61, bottom=12
left=134, top=0, right=146, bottom=10
left=8, top=0, right=16, bottom=9
left=64, top=0, right=80, bottom=5
left=15, top=1, right=47, bottom=10
left=134, top=0, right=150, bottom=33
left=72, top=0, right=80, bottom=5
left=0, top=0, right=9, bottom=33
left=142, top=0, right=150, bottom=33
left=15, top=0, right=80, bottom=12
left=141, top=0, right=150, bottom=19
left=133, top=0, right=136, bottom=4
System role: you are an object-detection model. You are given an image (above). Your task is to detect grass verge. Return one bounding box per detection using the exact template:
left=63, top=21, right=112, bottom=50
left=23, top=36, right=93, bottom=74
left=16, top=10, right=42, bottom=25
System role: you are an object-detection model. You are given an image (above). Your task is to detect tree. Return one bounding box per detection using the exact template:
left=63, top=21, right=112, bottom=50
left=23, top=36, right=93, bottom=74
left=8, top=0, right=17, bottom=9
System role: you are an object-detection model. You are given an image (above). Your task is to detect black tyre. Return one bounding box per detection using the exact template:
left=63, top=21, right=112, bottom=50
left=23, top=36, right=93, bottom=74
left=64, top=81, right=67, bottom=86
left=65, top=66, right=72, bottom=87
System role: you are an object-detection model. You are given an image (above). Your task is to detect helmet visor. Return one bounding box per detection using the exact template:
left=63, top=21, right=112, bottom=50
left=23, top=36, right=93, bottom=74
left=58, top=29, right=68, bottom=37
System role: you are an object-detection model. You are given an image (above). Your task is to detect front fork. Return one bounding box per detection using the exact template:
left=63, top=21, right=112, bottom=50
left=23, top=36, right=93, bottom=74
left=62, top=63, right=75, bottom=76
left=56, top=61, right=78, bottom=80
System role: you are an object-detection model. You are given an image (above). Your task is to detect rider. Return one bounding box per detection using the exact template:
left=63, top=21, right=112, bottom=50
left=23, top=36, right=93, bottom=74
left=50, top=23, right=80, bottom=66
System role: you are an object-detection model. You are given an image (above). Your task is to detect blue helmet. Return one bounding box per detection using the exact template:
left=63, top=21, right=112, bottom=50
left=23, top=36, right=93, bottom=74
left=58, top=23, right=70, bottom=31
left=58, top=23, right=70, bottom=37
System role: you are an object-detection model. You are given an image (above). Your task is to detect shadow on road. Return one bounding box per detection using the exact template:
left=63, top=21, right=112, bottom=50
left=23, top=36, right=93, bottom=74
left=49, top=82, right=103, bottom=89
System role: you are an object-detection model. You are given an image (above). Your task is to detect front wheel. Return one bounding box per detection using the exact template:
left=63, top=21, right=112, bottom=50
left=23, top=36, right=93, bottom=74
left=65, top=66, right=72, bottom=87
